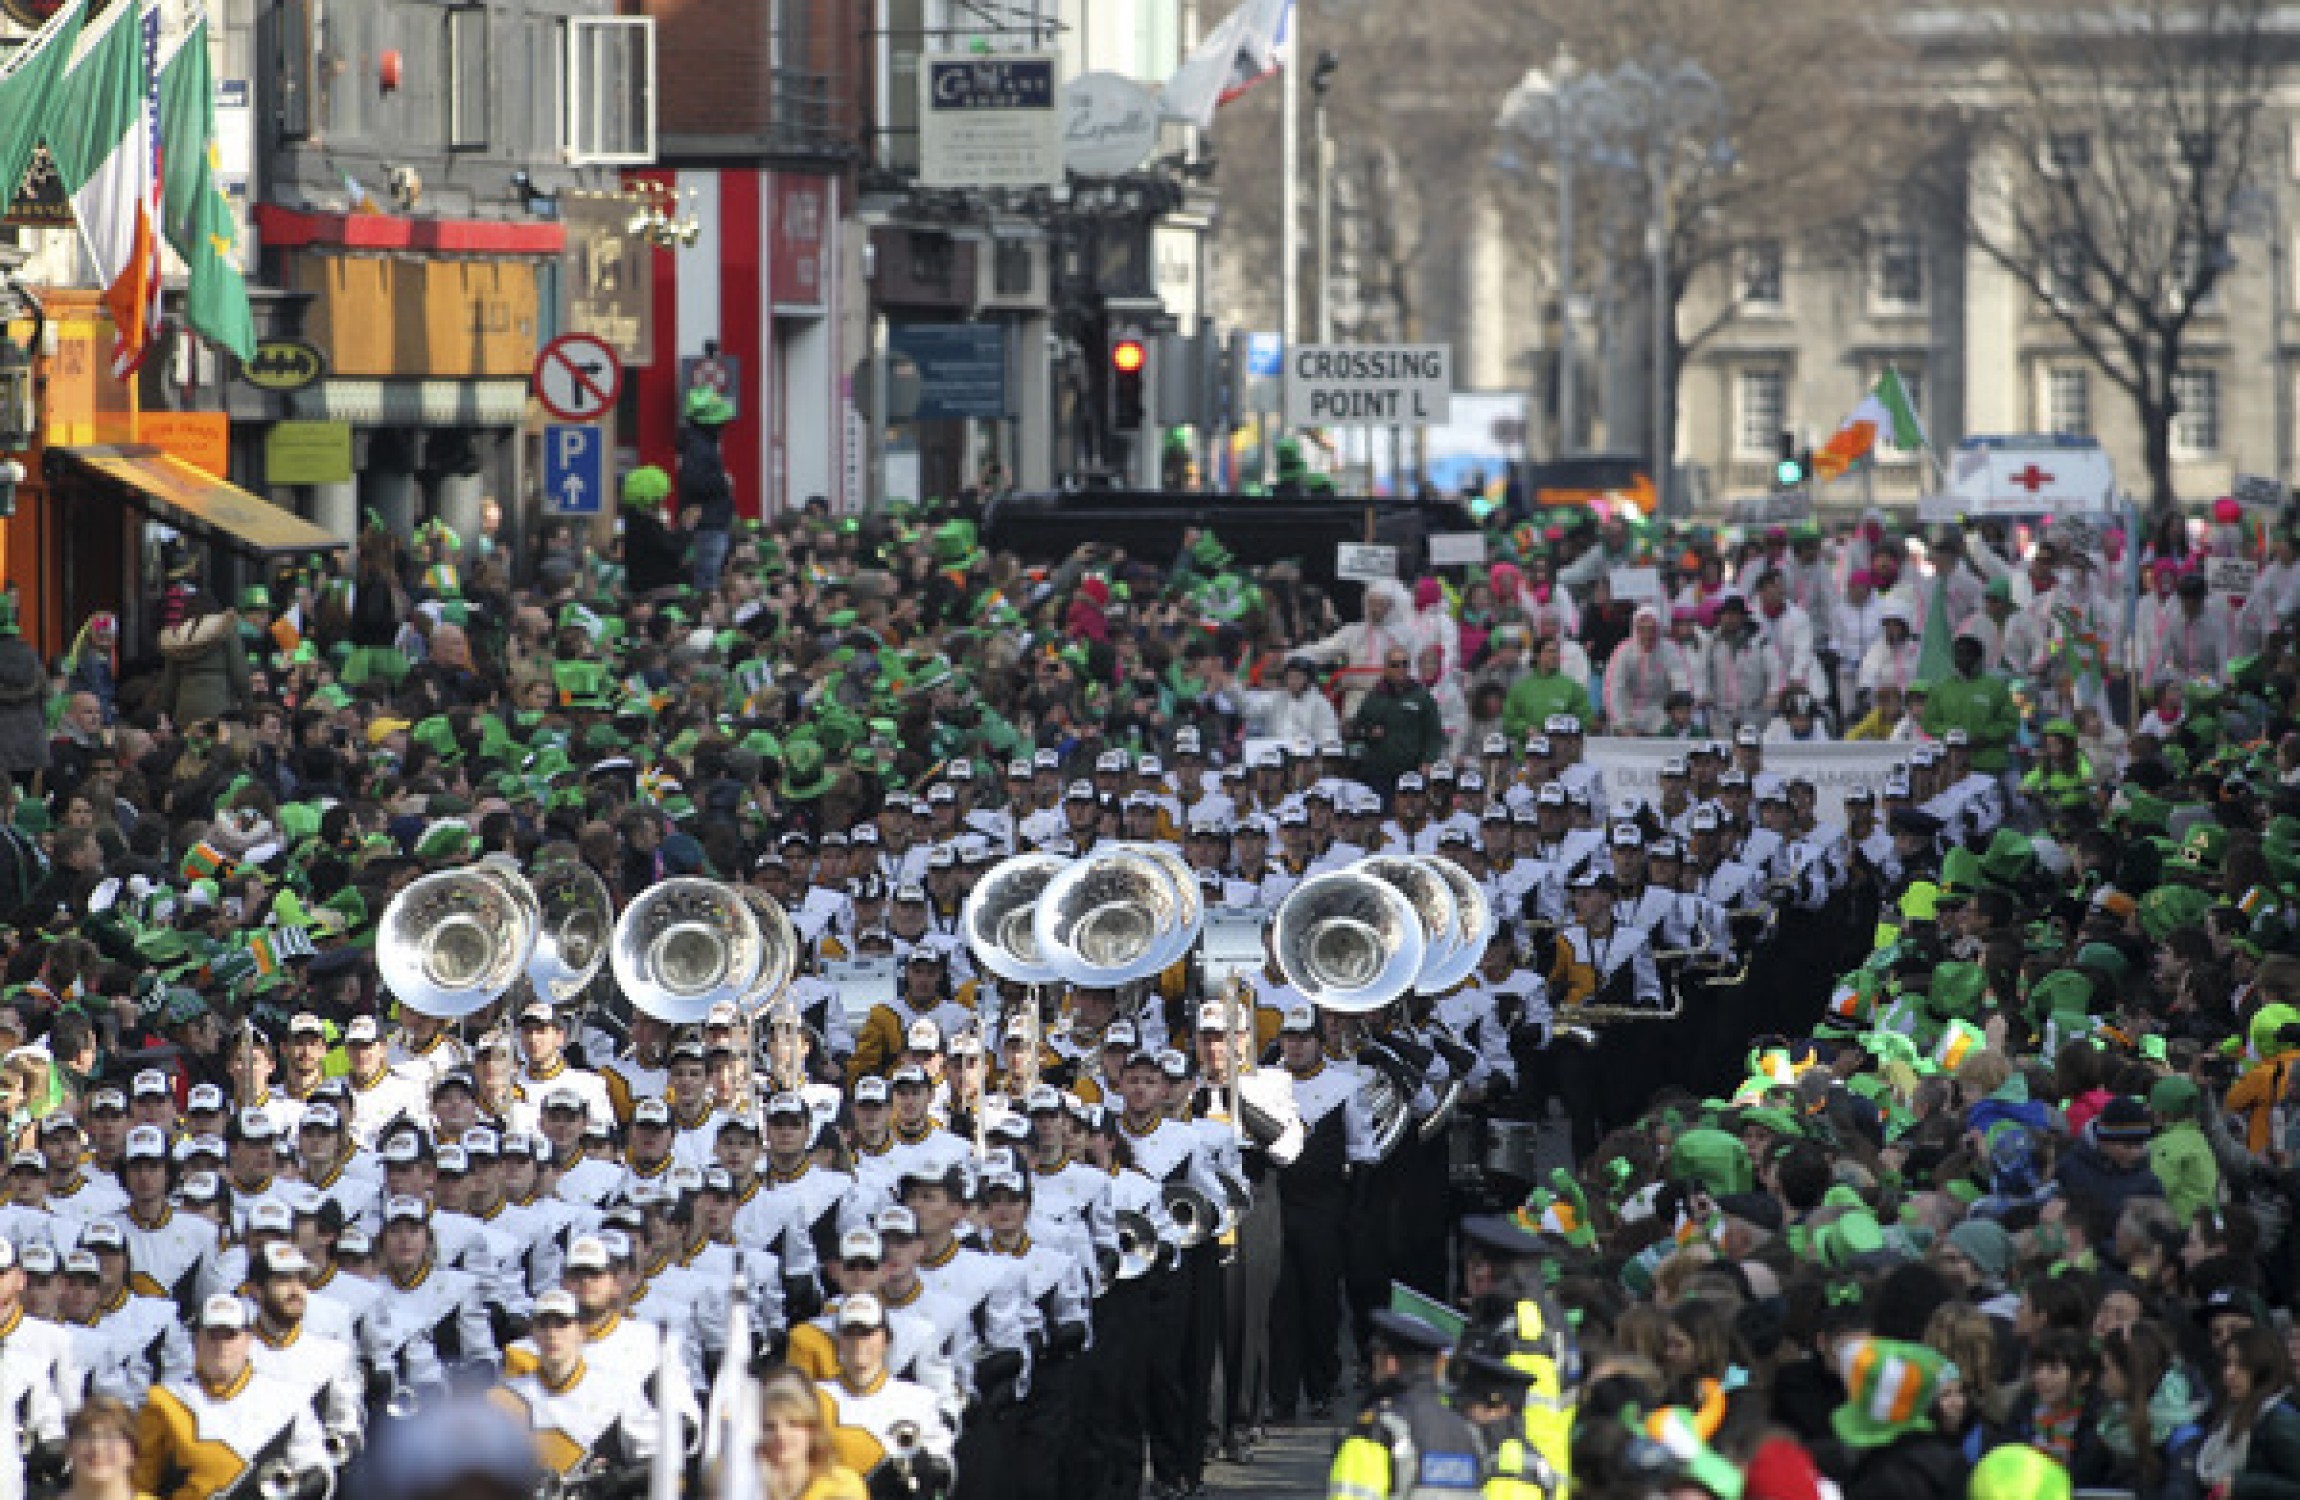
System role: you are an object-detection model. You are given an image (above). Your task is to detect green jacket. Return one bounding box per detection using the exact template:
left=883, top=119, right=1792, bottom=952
left=1352, top=681, right=1447, bottom=783
left=1921, top=671, right=2018, bottom=771
left=1502, top=671, right=1593, bottom=742
left=2148, top=1120, right=2220, bottom=1224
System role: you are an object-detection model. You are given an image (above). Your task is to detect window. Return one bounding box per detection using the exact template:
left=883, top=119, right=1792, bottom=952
left=1878, top=368, right=1926, bottom=460
left=1735, top=368, right=1786, bottom=459
left=2046, top=366, right=2091, bottom=437
left=448, top=7, right=492, bottom=153
left=1737, top=239, right=1784, bottom=309
left=2173, top=367, right=2221, bottom=457
left=1870, top=229, right=1925, bottom=312
left=2042, top=232, right=2088, bottom=306
left=2043, top=131, right=2091, bottom=175
left=566, top=17, right=657, bottom=165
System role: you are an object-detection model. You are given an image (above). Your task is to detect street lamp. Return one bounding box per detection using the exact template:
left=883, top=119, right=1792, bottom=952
left=1604, top=58, right=1724, bottom=518
left=1497, top=51, right=1629, bottom=459
left=1311, top=51, right=1341, bottom=347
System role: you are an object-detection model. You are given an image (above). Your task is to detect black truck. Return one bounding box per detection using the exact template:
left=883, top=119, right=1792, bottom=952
left=979, top=486, right=1479, bottom=589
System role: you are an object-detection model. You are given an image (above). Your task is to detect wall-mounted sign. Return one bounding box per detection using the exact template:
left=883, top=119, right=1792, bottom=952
left=919, top=53, right=1062, bottom=189
left=240, top=338, right=326, bottom=393
left=1064, top=71, right=1159, bottom=177
left=266, top=421, right=354, bottom=486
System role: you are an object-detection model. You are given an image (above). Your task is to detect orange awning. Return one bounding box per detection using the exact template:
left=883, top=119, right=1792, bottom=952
left=54, top=445, right=346, bottom=557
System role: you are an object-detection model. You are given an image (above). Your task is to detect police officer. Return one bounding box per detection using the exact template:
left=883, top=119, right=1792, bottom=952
left=1326, top=1310, right=1486, bottom=1499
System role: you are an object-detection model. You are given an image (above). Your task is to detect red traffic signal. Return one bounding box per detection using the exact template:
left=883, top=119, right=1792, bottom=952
left=1111, top=338, right=1147, bottom=374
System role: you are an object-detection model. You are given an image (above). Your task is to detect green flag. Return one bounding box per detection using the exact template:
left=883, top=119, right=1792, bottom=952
left=156, top=3, right=253, bottom=360
left=1915, top=564, right=1955, bottom=686
left=0, top=1, right=85, bottom=233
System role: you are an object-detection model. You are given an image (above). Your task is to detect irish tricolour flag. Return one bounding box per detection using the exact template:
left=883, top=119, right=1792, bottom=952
left=1812, top=368, right=1926, bottom=482
left=49, top=0, right=165, bottom=379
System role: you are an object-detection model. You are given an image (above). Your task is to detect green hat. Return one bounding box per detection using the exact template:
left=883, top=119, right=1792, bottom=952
left=410, top=717, right=462, bottom=761
left=2111, top=788, right=2172, bottom=834
left=2249, top=1002, right=2300, bottom=1058
left=1830, top=1337, right=1945, bottom=1449
left=553, top=660, right=612, bottom=711
left=684, top=386, right=736, bottom=426
left=2139, top=885, right=2213, bottom=943
left=781, top=735, right=836, bottom=801
left=1928, top=961, right=1986, bottom=1021
left=2149, top=1075, right=2201, bottom=1119
left=1668, top=1126, right=1753, bottom=1196
left=622, top=465, right=672, bottom=509
left=1815, top=1209, right=1887, bottom=1267
left=309, top=683, right=351, bottom=712
left=2174, top=824, right=2228, bottom=874
left=277, top=803, right=323, bottom=844
left=2028, top=968, right=2095, bottom=1023
left=2042, top=717, right=2078, bottom=740
left=1968, top=1444, right=2072, bottom=1500
left=738, top=730, right=783, bottom=760
left=414, top=821, right=474, bottom=862
left=1979, top=829, right=2035, bottom=888
left=239, top=584, right=273, bottom=612
left=1939, top=847, right=1985, bottom=895
left=2072, top=943, right=2128, bottom=980
left=12, top=800, right=49, bottom=835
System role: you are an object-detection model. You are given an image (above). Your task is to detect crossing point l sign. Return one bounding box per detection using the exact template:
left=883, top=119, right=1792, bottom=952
left=1284, top=344, right=1451, bottom=428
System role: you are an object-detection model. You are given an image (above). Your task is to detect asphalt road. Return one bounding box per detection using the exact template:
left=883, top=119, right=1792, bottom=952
left=1204, top=1416, right=1343, bottom=1499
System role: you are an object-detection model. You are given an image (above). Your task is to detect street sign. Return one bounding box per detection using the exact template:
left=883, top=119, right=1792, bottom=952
left=543, top=424, right=605, bottom=516
left=2208, top=556, right=2259, bottom=603
left=533, top=333, right=623, bottom=423
left=1336, top=543, right=1398, bottom=584
left=1245, top=333, right=1283, bottom=378
left=241, top=338, right=326, bottom=393
left=265, top=422, right=353, bottom=485
left=1284, top=344, right=1452, bottom=428
left=2235, top=473, right=2286, bottom=510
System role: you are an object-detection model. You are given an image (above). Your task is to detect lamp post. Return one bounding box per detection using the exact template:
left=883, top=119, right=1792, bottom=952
left=1311, top=51, right=1341, bottom=347
left=1606, top=59, right=1723, bottom=519
left=1497, top=51, right=1623, bottom=459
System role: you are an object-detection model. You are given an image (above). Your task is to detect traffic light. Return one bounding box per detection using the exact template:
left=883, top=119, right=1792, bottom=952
left=1774, top=429, right=1806, bottom=490
left=1110, top=335, right=1147, bottom=431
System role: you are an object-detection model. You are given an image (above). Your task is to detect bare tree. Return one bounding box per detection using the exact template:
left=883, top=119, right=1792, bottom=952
left=1914, top=0, right=2276, bottom=516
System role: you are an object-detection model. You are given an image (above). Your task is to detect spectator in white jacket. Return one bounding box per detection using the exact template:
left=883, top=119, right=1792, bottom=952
left=1752, top=569, right=1818, bottom=708
left=1602, top=607, right=1692, bottom=735
left=1241, top=657, right=1343, bottom=746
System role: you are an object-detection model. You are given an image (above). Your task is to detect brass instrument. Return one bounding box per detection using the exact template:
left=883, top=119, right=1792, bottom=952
left=1271, top=871, right=1426, bottom=1015
left=378, top=867, right=542, bottom=1019
left=1032, top=848, right=1190, bottom=987
left=609, top=878, right=765, bottom=1024
left=1112, top=1210, right=1160, bottom=1280
left=1163, top=1183, right=1218, bottom=1248
left=525, top=861, right=614, bottom=1005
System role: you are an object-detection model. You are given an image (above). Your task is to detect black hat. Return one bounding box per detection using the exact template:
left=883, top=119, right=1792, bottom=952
left=1460, top=1213, right=1547, bottom=1261
left=1716, top=1192, right=1785, bottom=1235
left=1889, top=809, right=1945, bottom=838
left=1368, top=1308, right=1454, bottom=1356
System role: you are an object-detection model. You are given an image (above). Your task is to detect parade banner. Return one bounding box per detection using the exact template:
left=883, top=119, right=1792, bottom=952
left=1585, top=737, right=1907, bottom=824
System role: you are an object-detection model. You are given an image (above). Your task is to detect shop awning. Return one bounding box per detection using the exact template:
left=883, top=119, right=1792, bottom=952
left=54, top=445, right=346, bottom=557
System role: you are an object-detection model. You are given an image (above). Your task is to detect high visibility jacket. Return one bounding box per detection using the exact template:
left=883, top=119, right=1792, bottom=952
left=1328, top=1378, right=1486, bottom=1499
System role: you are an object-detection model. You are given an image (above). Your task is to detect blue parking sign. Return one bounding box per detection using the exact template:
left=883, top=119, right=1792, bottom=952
left=1246, top=332, right=1283, bottom=378
left=544, top=424, right=604, bottom=516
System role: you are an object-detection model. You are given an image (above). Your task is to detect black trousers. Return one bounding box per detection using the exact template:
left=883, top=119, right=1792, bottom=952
left=1217, top=1184, right=1283, bottom=1437
left=1179, top=1240, right=1224, bottom=1480
left=1089, top=1267, right=1192, bottom=1497
left=1268, top=1188, right=1347, bottom=1414
left=953, top=1398, right=1019, bottom=1500
left=1015, top=1351, right=1077, bottom=1500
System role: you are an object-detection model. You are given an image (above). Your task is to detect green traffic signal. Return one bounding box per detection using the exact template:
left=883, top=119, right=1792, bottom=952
left=1775, top=456, right=1805, bottom=487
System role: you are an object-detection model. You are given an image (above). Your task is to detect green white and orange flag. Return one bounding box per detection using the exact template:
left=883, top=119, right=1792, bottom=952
left=1812, top=368, right=1926, bottom=482
left=48, top=0, right=165, bottom=379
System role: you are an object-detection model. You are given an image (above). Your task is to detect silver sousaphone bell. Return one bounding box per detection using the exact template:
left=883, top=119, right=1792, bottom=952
left=525, top=860, right=614, bottom=1004
left=962, top=853, right=1072, bottom=985
left=1163, top=1182, right=1220, bottom=1249
left=610, top=877, right=765, bottom=1024
left=1033, top=848, right=1186, bottom=988
left=1271, top=870, right=1428, bottom=1014
left=379, top=867, right=543, bottom=1019
left=1113, top=1209, right=1160, bottom=1280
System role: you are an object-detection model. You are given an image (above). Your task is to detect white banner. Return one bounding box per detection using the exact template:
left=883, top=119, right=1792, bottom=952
left=1584, top=737, right=1908, bottom=824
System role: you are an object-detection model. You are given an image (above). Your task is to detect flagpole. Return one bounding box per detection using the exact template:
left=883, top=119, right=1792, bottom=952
left=1279, top=1, right=1299, bottom=393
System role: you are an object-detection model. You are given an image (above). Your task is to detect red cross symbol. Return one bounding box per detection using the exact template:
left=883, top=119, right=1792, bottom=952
left=2008, top=463, right=2056, bottom=494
